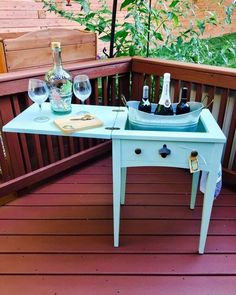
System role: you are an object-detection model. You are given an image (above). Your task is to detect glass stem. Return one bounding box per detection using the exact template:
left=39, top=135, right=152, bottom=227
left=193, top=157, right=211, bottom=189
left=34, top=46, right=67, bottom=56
left=39, top=104, right=42, bottom=113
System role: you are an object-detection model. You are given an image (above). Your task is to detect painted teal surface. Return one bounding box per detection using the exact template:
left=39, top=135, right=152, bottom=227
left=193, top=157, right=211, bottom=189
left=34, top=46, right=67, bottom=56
left=3, top=104, right=226, bottom=254
left=112, top=107, right=226, bottom=254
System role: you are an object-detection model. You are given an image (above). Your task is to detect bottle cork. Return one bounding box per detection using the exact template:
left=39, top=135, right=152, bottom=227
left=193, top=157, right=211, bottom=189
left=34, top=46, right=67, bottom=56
left=51, top=42, right=61, bottom=49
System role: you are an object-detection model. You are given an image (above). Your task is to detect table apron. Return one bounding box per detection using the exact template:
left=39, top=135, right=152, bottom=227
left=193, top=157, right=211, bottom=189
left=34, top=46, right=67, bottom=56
left=119, top=139, right=223, bottom=171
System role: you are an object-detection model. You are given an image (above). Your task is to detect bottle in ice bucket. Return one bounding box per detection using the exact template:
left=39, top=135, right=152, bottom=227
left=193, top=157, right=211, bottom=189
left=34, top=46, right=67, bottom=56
left=176, top=87, right=190, bottom=115
left=138, top=85, right=151, bottom=113
left=45, top=42, right=72, bottom=114
left=154, top=73, right=174, bottom=116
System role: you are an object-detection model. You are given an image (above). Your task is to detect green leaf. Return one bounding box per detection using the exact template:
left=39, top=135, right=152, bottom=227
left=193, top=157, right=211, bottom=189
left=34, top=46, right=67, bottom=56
left=120, top=0, right=135, bottom=10
left=86, top=12, right=96, bottom=20
left=169, top=0, right=180, bottom=8
left=154, top=32, right=164, bottom=41
left=167, top=12, right=179, bottom=26
left=129, top=45, right=136, bottom=56
left=196, top=20, right=206, bottom=35
left=167, top=12, right=173, bottom=21
left=100, top=35, right=111, bottom=42
left=172, top=13, right=179, bottom=27
left=115, top=30, right=128, bottom=39
left=124, top=22, right=135, bottom=31
left=86, top=24, right=97, bottom=32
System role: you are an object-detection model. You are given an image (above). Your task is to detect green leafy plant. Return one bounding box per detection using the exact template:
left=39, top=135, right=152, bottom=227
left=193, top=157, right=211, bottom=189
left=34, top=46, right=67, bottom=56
left=42, top=0, right=236, bottom=67
left=154, top=33, right=236, bottom=67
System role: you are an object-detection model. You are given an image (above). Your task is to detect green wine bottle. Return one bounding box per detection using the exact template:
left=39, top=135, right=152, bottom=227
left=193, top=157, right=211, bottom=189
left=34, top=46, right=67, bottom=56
left=45, top=42, right=72, bottom=114
left=154, top=73, right=174, bottom=116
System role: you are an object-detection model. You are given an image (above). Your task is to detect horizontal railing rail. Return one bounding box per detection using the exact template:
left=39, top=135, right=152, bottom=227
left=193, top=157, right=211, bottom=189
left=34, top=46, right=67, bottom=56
left=0, top=56, right=235, bottom=203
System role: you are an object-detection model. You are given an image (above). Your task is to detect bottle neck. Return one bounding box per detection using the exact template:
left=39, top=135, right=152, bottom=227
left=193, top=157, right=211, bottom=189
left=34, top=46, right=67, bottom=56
left=52, top=47, right=63, bottom=70
left=180, top=97, right=187, bottom=103
left=142, top=86, right=149, bottom=100
left=180, top=87, right=188, bottom=103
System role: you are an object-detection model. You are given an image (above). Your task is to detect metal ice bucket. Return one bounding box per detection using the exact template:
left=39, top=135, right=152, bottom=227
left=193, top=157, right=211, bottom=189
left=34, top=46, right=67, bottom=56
left=127, top=101, right=204, bottom=131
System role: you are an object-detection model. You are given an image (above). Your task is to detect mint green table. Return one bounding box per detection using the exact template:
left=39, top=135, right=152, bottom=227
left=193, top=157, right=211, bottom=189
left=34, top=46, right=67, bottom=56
left=3, top=103, right=226, bottom=254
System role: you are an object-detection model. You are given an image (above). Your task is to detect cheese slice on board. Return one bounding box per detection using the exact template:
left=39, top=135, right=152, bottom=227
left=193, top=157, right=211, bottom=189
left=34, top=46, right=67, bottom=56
left=54, top=113, right=103, bottom=134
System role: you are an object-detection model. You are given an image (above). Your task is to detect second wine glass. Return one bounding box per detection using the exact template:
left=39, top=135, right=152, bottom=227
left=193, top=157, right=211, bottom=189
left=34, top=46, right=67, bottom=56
left=73, top=74, right=91, bottom=105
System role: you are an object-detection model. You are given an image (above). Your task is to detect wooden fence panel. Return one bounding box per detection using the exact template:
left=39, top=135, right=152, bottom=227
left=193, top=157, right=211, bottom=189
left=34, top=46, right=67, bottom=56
left=1, top=28, right=97, bottom=73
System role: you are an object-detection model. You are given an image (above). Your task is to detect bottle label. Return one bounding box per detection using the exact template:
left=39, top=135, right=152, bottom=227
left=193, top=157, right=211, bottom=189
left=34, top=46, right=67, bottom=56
left=159, top=81, right=171, bottom=107
left=154, top=73, right=173, bottom=115
left=60, top=80, right=72, bottom=97
left=142, top=99, right=151, bottom=106
left=164, top=99, right=171, bottom=108
left=49, top=80, right=72, bottom=113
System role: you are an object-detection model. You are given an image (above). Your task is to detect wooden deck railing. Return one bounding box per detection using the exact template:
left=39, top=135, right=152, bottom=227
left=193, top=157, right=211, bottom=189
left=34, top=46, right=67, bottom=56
left=0, top=56, right=235, bottom=202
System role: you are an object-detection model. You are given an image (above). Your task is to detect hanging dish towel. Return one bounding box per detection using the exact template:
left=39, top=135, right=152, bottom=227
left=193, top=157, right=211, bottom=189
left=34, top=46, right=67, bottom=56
left=200, top=164, right=222, bottom=199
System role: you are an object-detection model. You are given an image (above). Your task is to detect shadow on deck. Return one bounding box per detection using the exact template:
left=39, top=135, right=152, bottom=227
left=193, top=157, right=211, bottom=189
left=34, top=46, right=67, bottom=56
left=0, top=154, right=236, bottom=294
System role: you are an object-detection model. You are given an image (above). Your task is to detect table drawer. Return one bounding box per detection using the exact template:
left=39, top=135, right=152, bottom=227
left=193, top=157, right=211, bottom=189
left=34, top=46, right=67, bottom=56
left=120, top=140, right=213, bottom=169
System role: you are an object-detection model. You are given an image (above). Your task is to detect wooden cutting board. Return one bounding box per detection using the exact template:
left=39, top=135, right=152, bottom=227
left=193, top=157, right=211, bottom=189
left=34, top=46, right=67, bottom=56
left=54, top=113, right=103, bottom=134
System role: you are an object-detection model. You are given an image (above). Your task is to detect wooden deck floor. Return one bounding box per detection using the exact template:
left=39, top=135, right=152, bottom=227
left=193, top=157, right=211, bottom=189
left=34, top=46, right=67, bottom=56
left=0, top=154, right=236, bottom=294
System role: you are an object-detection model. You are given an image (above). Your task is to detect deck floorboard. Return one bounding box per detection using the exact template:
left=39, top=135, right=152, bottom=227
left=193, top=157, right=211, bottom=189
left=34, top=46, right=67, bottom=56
left=0, top=155, right=235, bottom=294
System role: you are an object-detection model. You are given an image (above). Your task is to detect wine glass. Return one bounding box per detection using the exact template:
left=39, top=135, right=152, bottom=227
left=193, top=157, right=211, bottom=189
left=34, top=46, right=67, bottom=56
left=73, top=74, right=92, bottom=116
left=73, top=74, right=91, bottom=104
left=28, top=79, right=49, bottom=123
left=73, top=75, right=91, bottom=115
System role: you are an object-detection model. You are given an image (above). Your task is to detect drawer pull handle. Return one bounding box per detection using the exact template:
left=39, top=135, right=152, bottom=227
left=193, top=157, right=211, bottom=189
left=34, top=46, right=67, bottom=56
left=135, top=148, right=142, bottom=155
left=159, top=144, right=171, bottom=158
